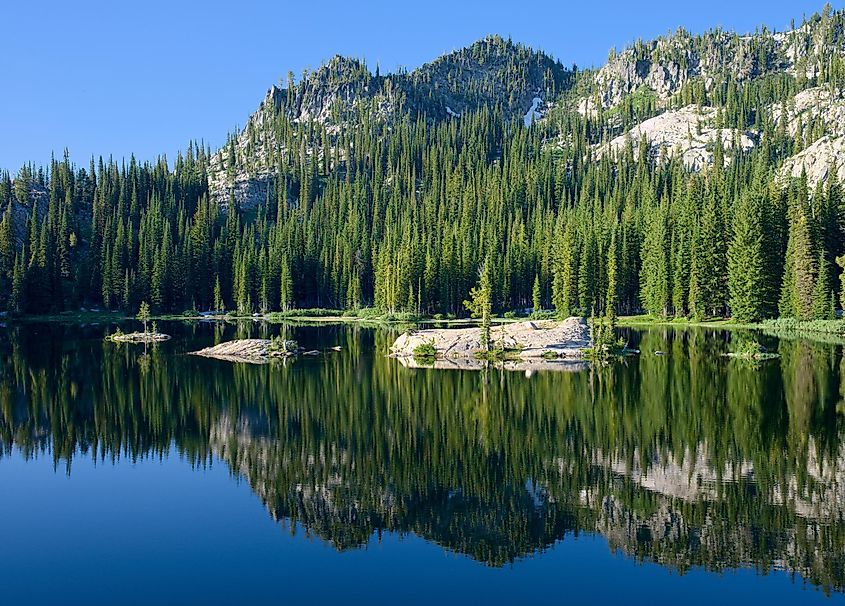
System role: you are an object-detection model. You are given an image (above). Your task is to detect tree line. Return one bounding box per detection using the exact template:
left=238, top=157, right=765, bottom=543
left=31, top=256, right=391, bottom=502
left=3, top=9, right=845, bottom=320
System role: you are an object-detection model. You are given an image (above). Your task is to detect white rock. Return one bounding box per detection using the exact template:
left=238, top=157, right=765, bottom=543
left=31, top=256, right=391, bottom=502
left=596, top=105, right=756, bottom=170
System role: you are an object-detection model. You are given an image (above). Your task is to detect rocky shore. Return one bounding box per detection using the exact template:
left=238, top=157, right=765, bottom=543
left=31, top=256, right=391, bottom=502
left=190, top=338, right=305, bottom=364
left=390, top=318, right=591, bottom=361
left=108, top=332, right=171, bottom=343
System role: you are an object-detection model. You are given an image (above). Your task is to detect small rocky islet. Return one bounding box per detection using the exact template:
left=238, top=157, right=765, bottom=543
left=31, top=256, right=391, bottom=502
left=390, top=317, right=592, bottom=366
left=190, top=338, right=305, bottom=364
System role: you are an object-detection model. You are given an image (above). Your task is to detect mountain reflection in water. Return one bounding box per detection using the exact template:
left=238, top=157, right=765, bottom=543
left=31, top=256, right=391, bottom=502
left=1, top=321, right=844, bottom=595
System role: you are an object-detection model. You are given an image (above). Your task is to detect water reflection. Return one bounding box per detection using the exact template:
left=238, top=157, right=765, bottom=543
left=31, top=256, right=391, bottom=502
left=0, top=322, right=843, bottom=594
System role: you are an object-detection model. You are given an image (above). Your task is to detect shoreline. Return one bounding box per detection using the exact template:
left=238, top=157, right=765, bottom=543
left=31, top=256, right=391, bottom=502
left=4, top=310, right=845, bottom=342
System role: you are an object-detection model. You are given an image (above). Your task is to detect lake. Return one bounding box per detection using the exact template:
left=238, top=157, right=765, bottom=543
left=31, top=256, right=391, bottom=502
left=1, top=320, right=844, bottom=604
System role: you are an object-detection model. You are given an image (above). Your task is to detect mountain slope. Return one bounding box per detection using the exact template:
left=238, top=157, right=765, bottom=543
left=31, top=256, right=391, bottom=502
left=571, top=6, right=845, bottom=185
left=208, top=35, right=571, bottom=207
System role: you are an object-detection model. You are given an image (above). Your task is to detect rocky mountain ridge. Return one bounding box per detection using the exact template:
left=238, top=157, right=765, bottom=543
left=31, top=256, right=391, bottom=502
left=208, top=35, right=569, bottom=206
left=575, top=6, right=845, bottom=185
left=204, top=6, right=845, bottom=209
left=10, top=8, right=845, bottom=219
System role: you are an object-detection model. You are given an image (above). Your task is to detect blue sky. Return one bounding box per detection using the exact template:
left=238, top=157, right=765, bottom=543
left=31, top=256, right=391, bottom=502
left=0, top=0, right=838, bottom=171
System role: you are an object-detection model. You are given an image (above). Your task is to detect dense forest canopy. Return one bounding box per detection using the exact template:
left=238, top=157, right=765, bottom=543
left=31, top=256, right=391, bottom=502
left=4, top=7, right=845, bottom=320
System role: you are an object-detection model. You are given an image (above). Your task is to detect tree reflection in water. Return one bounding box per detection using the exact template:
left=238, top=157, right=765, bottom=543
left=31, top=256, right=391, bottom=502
left=0, top=321, right=843, bottom=594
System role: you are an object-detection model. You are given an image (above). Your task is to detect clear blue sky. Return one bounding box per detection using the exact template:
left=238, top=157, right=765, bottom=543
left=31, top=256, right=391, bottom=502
left=0, top=0, right=837, bottom=171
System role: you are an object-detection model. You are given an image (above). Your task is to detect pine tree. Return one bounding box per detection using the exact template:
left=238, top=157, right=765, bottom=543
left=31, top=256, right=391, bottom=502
left=781, top=197, right=818, bottom=320
left=280, top=259, right=293, bottom=311
left=214, top=274, right=224, bottom=313
left=813, top=250, right=835, bottom=320
left=10, top=253, right=26, bottom=314
left=137, top=301, right=151, bottom=334
left=552, top=220, right=577, bottom=316
left=464, top=258, right=492, bottom=351
left=605, top=230, right=619, bottom=323
left=697, top=186, right=727, bottom=317
left=728, top=192, right=766, bottom=323
left=640, top=205, right=670, bottom=317
left=836, top=255, right=845, bottom=315
left=532, top=273, right=542, bottom=316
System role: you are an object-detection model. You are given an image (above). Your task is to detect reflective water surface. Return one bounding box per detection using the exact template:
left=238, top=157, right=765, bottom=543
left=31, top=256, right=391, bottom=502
left=1, top=321, right=844, bottom=604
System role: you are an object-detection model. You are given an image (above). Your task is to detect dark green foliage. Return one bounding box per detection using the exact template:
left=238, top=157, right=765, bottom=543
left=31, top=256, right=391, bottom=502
left=464, top=259, right=493, bottom=350
left=728, top=192, right=766, bottom=322
left=4, top=7, right=845, bottom=322
left=412, top=340, right=437, bottom=359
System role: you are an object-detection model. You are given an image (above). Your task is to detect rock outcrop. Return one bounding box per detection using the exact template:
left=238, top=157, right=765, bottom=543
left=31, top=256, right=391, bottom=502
left=597, top=105, right=757, bottom=170
left=191, top=338, right=299, bottom=363
left=591, top=15, right=845, bottom=112
left=207, top=36, right=569, bottom=206
left=594, top=29, right=785, bottom=109
left=780, top=134, right=845, bottom=187
left=390, top=318, right=591, bottom=361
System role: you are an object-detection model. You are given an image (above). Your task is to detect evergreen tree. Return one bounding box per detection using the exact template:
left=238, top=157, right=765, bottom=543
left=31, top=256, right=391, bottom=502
left=464, top=259, right=492, bottom=351
left=605, top=230, right=618, bottom=323
left=780, top=196, right=818, bottom=320
left=137, top=301, right=151, bottom=334
left=640, top=205, right=670, bottom=317
left=813, top=250, right=835, bottom=320
left=728, top=192, right=766, bottom=323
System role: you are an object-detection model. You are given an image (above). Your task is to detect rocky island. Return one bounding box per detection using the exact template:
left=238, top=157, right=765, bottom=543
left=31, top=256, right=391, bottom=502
left=191, top=338, right=300, bottom=364
left=107, top=331, right=171, bottom=343
left=390, top=317, right=591, bottom=369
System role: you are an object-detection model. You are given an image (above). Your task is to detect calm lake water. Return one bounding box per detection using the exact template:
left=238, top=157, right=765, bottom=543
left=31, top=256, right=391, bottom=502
left=1, top=320, right=844, bottom=604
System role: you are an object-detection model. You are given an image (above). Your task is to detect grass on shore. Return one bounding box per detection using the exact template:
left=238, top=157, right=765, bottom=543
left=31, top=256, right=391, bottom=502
left=618, top=314, right=845, bottom=338
left=617, top=315, right=759, bottom=329
left=9, top=309, right=845, bottom=340
left=5, top=306, right=541, bottom=326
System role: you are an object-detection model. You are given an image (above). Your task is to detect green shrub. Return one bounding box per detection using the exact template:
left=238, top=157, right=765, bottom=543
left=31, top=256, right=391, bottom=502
left=356, top=307, right=382, bottom=319
left=268, top=337, right=299, bottom=353
left=413, top=341, right=437, bottom=358
left=761, top=318, right=845, bottom=335
left=265, top=308, right=343, bottom=320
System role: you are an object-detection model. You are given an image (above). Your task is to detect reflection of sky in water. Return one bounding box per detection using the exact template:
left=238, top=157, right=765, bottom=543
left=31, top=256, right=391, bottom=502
left=1, top=320, right=844, bottom=604
left=1, top=451, right=836, bottom=605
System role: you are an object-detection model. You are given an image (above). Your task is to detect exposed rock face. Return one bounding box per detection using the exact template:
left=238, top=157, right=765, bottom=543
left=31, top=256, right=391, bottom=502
left=780, top=134, right=845, bottom=187
left=574, top=14, right=845, bottom=182
left=591, top=16, right=845, bottom=112
left=390, top=318, right=591, bottom=361
left=594, top=31, right=783, bottom=109
left=597, top=105, right=757, bottom=170
left=191, top=338, right=298, bottom=363
left=770, top=86, right=845, bottom=138
left=771, top=87, right=845, bottom=186
left=207, top=36, right=569, bottom=206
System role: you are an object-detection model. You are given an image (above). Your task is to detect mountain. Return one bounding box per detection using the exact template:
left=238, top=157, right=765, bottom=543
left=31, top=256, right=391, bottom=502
left=573, top=6, right=845, bottom=184
left=207, top=35, right=571, bottom=207
left=7, top=6, right=845, bottom=319
left=209, top=7, right=845, bottom=213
